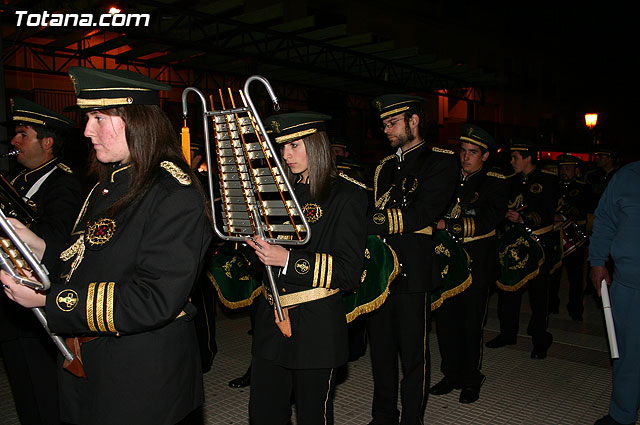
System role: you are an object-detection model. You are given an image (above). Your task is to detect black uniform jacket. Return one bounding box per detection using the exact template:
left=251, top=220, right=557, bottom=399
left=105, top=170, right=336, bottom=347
left=0, top=157, right=82, bottom=340
left=367, top=143, right=458, bottom=293
left=45, top=162, right=213, bottom=425
left=445, top=167, right=509, bottom=258
left=252, top=174, right=368, bottom=369
left=557, top=179, right=589, bottom=225
left=507, top=167, right=558, bottom=247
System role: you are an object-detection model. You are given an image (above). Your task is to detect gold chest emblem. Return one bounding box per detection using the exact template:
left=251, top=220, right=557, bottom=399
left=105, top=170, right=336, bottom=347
left=373, top=212, right=386, bottom=225
left=569, top=188, right=579, bottom=197
left=295, top=259, right=310, bottom=275
left=303, top=203, right=323, bottom=223
left=470, top=192, right=479, bottom=203
left=86, top=218, right=116, bottom=247
left=530, top=183, right=543, bottom=194
left=56, top=289, right=79, bottom=311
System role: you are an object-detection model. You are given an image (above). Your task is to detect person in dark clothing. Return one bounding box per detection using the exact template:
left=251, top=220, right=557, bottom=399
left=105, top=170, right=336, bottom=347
left=245, top=112, right=368, bottom=425
left=365, top=94, right=458, bottom=425
left=486, top=138, right=559, bottom=360
left=2, top=67, right=212, bottom=425
left=430, top=124, right=508, bottom=404
left=0, top=97, right=82, bottom=425
left=548, top=154, right=590, bottom=321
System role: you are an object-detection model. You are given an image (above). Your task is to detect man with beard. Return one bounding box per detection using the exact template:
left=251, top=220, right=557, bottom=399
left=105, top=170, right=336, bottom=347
left=548, top=154, right=590, bottom=321
left=365, top=94, right=458, bottom=425
left=430, top=124, right=508, bottom=404
left=0, top=97, right=82, bottom=425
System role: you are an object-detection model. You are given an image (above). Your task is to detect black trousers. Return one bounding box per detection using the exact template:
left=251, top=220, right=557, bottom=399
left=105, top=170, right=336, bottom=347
left=549, top=244, right=587, bottom=317
left=366, top=292, right=429, bottom=425
left=249, top=356, right=336, bottom=425
left=497, top=260, right=553, bottom=349
left=435, top=261, right=491, bottom=388
left=0, top=336, right=61, bottom=425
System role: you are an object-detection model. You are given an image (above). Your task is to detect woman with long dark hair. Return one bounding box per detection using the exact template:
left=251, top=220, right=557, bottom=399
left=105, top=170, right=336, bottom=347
left=1, top=67, right=212, bottom=425
left=245, top=112, right=368, bottom=424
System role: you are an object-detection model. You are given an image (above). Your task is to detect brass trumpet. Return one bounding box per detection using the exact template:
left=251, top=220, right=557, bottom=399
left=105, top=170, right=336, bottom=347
left=0, top=175, right=81, bottom=374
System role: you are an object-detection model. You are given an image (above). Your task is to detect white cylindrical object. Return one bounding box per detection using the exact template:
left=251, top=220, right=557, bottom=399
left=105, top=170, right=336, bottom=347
left=601, top=279, right=620, bottom=359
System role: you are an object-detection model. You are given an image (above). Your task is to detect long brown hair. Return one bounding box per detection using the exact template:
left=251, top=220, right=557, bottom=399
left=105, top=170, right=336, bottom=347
left=283, top=131, right=337, bottom=202
left=87, top=104, right=207, bottom=217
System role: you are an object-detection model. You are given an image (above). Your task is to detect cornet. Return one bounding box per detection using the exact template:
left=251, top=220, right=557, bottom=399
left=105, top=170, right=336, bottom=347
left=0, top=175, right=83, bottom=376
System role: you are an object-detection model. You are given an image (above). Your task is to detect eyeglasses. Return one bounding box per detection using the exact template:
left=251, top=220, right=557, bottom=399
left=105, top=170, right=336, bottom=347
left=381, top=118, right=403, bottom=130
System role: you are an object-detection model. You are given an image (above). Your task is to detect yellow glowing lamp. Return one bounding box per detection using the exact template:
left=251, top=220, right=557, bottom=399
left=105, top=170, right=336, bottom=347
left=108, top=7, right=121, bottom=14
left=585, top=113, right=598, bottom=129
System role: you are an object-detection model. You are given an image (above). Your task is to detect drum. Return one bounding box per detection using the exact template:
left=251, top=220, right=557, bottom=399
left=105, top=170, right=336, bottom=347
left=430, top=229, right=472, bottom=311
left=561, top=220, right=588, bottom=257
left=496, top=223, right=545, bottom=291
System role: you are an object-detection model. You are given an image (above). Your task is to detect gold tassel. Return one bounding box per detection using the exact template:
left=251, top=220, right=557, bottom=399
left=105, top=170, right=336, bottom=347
left=181, top=119, right=191, bottom=166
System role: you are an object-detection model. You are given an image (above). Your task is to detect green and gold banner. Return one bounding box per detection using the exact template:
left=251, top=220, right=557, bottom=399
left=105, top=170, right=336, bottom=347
left=496, top=224, right=545, bottom=291
left=430, top=229, right=472, bottom=311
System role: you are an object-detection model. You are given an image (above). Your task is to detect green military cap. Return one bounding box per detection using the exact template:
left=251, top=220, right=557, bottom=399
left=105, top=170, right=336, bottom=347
left=459, top=123, right=496, bottom=150
left=266, top=112, right=331, bottom=144
left=556, top=153, right=582, bottom=166
left=9, top=97, right=74, bottom=128
left=67, top=66, right=171, bottom=110
left=509, top=137, right=537, bottom=152
left=593, top=145, right=616, bottom=156
left=330, top=137, right=348, bottom=150
left=372, top=94, right=426, bottom=119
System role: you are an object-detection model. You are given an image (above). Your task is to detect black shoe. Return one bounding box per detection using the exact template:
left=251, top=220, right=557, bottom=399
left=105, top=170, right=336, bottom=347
left=594, top=414, right=635, bottom=425
left=485, top=335, right=517, bottom=348
left=228, top=368, right=251, bottom=388
left=530, top=346, right=548, bottom=359
left=459, top=386, right=480, bottom=404
left=429, top=378, right=460, bottom=395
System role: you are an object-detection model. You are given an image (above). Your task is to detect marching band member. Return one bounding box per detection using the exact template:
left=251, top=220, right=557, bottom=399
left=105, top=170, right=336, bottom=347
left=486, top=138, right=558, bottom=360
left=430, top=124, right=508, bottom=404
left=0, top=98, right=82, bottom=425
left=548, top=154, right=590, bottom=321
left=365, top=94, right=458, bottom=425
left=2, top=67, right=213, bottom=425
left=245, top=112, right=368, bottom=425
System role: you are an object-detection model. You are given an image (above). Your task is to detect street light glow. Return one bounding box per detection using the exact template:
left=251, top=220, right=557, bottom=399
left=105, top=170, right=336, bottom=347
left=585, top=113, right=598, bottom=129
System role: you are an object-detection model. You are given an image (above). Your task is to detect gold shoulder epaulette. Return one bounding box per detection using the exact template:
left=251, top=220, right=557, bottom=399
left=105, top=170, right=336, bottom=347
left=486, top=171, right=507, bottom=179
left=339, top=172, right=369, bottom=190
left=541, top=169, right=556, bottom=175
left=160, top=161, right=191, bottom=186
left=379, top=154, right=396, bottom=164
left=57, top=163, right=73, bottom=173
left=432, top=147, right=455, bottom=155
